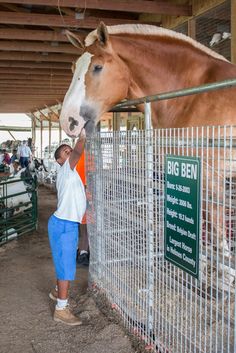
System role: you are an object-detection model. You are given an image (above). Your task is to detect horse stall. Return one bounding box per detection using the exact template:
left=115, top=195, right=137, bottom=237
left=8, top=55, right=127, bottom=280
left=86, top=99, right=236, bottom=352
left=0, top=176, right=38, bottom=245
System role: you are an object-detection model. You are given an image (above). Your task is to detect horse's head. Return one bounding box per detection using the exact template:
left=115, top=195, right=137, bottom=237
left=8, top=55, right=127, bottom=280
left=60, top=22, right=130, bottom=137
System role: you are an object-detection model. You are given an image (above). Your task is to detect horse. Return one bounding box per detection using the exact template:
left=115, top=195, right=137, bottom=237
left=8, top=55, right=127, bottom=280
left=60, top=22, right=236, bottom=290
left=60, top=22, right=236, bottom=137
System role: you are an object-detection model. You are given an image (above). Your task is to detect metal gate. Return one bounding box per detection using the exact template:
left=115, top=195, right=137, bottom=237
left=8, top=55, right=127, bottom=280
left=0, top=176, right=38, bottom=245
left=86, top=78, right=236, bottom=353
left=87, top=126, right=236, bottom=352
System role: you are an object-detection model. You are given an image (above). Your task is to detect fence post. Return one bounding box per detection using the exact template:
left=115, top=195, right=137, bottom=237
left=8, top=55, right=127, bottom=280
left=94, top=133, right=103, bottom=283
left=144, top=102, right=154, bottom=337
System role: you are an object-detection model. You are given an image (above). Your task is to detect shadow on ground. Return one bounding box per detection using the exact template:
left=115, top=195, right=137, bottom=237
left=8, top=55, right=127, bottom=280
left=0, top=186, right=137, bottom=353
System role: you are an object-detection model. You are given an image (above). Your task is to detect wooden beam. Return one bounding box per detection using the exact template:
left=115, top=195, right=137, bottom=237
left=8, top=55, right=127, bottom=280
left=0, top=91, right=65, bottom=94
left=232, top=0, right=236, bottom=63
left=0, top=126, right=31, bottom=131
left=0, top=74, right=70, bottom=80
left=0, top=74, right=71, bottom=80
left=0, top=52, right=76, bottom=63
left=0, top=40, right=81, bottom=54
left=0, top=11, right=161, bottom=28
left=0, top=28, right=72, bottom=42
left=1, top=3, right=30, bottom=12
left=0, top=61, right=71, bottom=69
left=0, top=68, right=71, bottom=75
left=0, top=83, right=69, bottom=87
left=0, top=0, right=192, bottom=16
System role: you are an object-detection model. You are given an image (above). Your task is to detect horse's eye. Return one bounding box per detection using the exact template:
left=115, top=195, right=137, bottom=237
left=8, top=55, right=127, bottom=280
left=93, top=65, right=103, bottom=73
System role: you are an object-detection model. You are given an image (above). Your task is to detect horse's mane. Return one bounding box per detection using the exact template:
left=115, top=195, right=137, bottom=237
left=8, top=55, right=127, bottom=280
left=85, top=24, right=228, bottom=62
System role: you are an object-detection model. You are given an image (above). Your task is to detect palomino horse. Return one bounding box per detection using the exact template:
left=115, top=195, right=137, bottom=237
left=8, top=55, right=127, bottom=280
left=60, top=22, right=236, bottom=288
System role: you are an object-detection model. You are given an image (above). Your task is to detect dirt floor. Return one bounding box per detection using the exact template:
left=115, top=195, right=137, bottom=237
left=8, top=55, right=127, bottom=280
left=0, top=186, right=137, bottom=353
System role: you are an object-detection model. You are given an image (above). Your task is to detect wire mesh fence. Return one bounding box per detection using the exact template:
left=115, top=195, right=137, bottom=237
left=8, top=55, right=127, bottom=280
left=87, top=126, right=236, bottom=353
left=0, top=176, right=38, bottom=245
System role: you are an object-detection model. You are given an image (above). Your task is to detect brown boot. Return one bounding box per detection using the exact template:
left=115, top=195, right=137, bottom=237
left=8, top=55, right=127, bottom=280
left=53, top=306, right=82, bottom=326
left=49, top=288, right=58, bottom=301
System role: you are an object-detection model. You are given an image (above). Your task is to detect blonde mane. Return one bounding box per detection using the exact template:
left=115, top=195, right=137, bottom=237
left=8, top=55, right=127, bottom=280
left=85, top=24, right=228, bottom=62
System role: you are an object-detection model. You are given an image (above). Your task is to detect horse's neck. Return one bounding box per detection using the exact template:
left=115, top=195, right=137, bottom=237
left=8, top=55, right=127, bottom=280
left=112, top=35, right=236, bottom=127
left=113, top=36, right=201, bottom=98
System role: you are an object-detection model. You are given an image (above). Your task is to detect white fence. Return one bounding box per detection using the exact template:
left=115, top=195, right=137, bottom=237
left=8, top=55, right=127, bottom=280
left=86, top=125, right=236, bottom=353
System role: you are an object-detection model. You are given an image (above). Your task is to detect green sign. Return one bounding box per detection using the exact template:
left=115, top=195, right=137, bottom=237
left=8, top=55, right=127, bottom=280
left=164, top=155, right=201, bottom=278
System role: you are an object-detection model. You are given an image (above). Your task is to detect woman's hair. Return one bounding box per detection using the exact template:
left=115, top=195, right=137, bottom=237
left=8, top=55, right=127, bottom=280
left=54, top=144, right=70, bottom=160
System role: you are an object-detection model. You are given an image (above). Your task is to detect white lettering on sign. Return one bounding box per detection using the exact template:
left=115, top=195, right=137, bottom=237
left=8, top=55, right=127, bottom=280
left=166, top=221, right=176, bottom=231
left=169, top=237, right=181, bottom=249
left=170, top=247, right=182, bottom=259
left=183, top=253, right=196, bottom=267
left=166, top=208, right=178, bottom=219
left=167, top=194, right=178, bottom=206
left=167, top=181, right=175, bottom=190
left=182, top=242, right=192, bottom=254
left=167, top=161, right=179, bottom=176
left=181, top=163, right=197, bottom=180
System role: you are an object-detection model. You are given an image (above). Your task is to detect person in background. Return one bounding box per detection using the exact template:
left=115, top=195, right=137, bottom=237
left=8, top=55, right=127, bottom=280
left=19, top=140, right=32, bottom=168
left=76, top=151, right=89, bottom=267
left=48, top=129, right=86, bottom=326
left=2, top=149, right=11, bottom=165
left=10, top=149, right=18, bottom=164
left=0, top=149, right=4, bottom=165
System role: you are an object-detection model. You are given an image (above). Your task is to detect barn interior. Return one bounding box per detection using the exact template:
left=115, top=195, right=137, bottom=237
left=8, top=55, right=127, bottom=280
left=0, top=1, right=236, bottom=352
left=0, top=0, right=234, bottom=146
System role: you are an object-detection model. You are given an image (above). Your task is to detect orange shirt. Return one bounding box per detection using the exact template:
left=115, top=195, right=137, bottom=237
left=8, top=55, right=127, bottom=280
left=76, top=151, right=86, bottom=224
left=76, top=151, right=86, bottom=185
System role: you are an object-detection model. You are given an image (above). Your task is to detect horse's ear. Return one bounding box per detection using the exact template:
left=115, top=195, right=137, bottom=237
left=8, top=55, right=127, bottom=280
left=97, top=22, right=109, bottom=46
left=65, top=30, right=85, bottom=50
left=71, top=61, right=76, bottom=73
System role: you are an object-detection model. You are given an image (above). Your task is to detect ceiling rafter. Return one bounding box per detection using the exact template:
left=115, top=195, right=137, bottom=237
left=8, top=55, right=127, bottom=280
left=0, top=74, right=71, bottom=79
left=0, top=61, right=71, bottom=68
left=0, top=68, right=71, bottom=75
left=0, top=28, right=73, bottom=42
left=0, top=52, right=76, bottom=62
left=0, top=11, right=160, bottom=28
left=0, top=0, right=192, bottom=16
left=0, top=0, right=192, bottom=113
left=0, top=39, right=81, bottom=54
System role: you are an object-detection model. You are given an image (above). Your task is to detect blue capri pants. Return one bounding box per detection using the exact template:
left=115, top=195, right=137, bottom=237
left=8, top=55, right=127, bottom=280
left=48, top=214, right=79, bottom=280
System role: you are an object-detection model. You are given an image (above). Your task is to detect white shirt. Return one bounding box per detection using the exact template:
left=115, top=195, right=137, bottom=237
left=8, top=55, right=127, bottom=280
left=19, top=144, right=32, bottom=158
left=54, top=159, right=86, bottom=223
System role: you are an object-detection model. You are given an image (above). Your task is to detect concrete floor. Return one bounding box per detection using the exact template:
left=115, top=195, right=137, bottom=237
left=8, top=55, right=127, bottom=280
left=0, top=186, right=136, bottom=353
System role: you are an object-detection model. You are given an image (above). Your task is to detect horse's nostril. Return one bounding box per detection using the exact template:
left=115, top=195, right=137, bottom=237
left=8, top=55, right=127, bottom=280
left=68, top=117, right=78, bottom=131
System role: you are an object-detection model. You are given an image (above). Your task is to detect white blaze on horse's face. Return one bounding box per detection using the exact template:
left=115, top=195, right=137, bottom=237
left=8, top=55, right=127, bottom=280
left=60, top=52, right=95, bottom=138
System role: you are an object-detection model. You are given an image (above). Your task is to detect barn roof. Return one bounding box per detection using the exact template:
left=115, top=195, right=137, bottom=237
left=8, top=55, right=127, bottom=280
left=0, top=0, right=192, bottom=117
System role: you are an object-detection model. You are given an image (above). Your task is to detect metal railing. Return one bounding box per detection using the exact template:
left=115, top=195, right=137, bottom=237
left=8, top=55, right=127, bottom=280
left=87, top=78, right=236, bottom=353
left=0, top=176, right=38, bottom=245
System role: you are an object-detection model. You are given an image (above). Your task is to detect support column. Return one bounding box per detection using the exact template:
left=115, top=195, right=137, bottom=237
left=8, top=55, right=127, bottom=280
left=31, top=116, right=36, bottom=157
left=40, top=120, right=43, bottom=159
left=231, top=0, right=236, bottom=63
left=59, top=123, right=62, bottom=144
left=112, top=112, right=120, bottom=131
left=188, top=18, right=196, bottom=39
left=49, top=117, right=52, bottom=158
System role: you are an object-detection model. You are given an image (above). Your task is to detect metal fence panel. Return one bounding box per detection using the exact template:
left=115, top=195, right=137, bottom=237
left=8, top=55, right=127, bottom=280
left=87, top=126, right=236, bottom=353
left=0, top=176, right=38, bottom=245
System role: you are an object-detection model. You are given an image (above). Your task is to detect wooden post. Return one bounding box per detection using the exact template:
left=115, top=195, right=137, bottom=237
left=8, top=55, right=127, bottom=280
left=231, top=0, right=236, bottom=63
left=59, top=123, right=62, bottom=144
left=49, top=117, right=52, bottom=158
left=112, top=112, right=119, bottom=131
left=31, top=117, right=36, bottom=157
left=188, top=18, right=196, bottom=39
left=40, top=120, right=43, bottom=159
